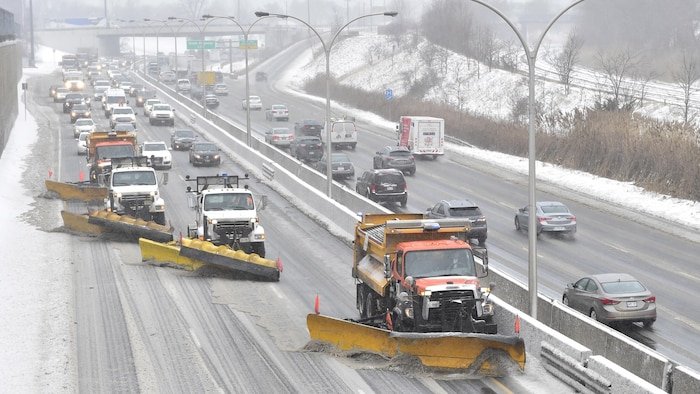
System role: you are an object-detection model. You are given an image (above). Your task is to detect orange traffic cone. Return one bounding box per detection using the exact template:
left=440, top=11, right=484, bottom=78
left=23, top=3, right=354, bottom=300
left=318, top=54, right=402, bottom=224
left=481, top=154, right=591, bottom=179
left=514, top=315, right=521, bottom=335
left=314, top=294, right=320, bottom=315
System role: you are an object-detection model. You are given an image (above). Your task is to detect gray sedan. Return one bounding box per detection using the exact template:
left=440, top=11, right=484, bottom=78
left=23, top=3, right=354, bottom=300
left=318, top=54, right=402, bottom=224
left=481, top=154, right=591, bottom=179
left=514, top=201, right=576, bottom=236
left=563, top=273, right=657, bottom=328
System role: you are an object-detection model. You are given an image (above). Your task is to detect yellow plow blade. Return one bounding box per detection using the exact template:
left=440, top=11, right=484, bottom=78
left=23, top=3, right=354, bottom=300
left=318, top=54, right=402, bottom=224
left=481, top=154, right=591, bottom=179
left=138, top=238, right=204, bottom=271
left=179, top=238, right=281, bottom=281
left=307, top=314, right=525, bottom=373
left=87, top=210, right=173, bottom=243
left=45, top=179, right=108, bottom=202
left=61, top=210, right=105, bottom=235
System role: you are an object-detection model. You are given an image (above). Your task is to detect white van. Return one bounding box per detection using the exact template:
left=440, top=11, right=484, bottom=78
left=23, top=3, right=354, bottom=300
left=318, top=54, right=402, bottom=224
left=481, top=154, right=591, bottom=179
left=176, top=79, right=191, bottom=92
left=102, top=88, right=127, bottom=117
left=323, top=118, right=357, bottom=150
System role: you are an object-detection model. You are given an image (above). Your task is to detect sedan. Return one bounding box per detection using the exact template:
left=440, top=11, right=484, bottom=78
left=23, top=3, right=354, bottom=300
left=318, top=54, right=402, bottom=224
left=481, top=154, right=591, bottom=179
left=514, top=201, right=577, bottom=236
left=189, top=142, right=221, bottom=167
left=314, top=152, right=355, bottom=180
left=264, top=127, right=294, bottom=148
left=242, top=95, right=262, bottom=110
left=265, top=104, right=289, bottom=121
left=171, top=129, right=197, bottom=150
left=73, top=118, right=96, bottom=138
left=70, top=103, right=92, bottom=123
left=563, top=273, right=657, bottom=328
left=373, top=146, right=416, bottom=175
left=213, top=83, right=229, bottom=96
left=76, top=131, right=90, bottom=155
left=204, top=94, right=220, bottom=108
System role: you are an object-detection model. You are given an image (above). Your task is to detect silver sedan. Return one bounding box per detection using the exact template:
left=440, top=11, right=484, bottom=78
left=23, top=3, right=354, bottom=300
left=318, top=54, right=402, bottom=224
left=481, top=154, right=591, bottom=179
left=514, top=201, right=576, bottom=236
left=563, top=273, right=657, bottom=328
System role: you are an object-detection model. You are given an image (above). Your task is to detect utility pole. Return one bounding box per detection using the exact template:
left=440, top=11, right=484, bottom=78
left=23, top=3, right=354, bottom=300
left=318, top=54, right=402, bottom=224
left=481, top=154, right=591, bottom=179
left=28, top=0, right=35, bottom=67
left=104, top=0, right=110, bottom=28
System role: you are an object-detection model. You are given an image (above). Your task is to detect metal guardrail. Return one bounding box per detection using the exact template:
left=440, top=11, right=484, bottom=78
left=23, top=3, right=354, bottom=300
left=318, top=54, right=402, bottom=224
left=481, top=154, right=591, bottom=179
left=262, top=161, right=275, bottom=180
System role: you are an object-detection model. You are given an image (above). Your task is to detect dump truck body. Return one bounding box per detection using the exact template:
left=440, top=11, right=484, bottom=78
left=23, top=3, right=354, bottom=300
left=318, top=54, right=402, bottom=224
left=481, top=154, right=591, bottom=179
left=86, top=131, right=138, bottom=183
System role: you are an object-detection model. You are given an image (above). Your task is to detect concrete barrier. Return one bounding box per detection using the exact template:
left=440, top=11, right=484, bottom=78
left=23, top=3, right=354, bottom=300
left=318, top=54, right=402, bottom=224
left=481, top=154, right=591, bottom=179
left=586, top=355, right=667, bottom=394
left=0, top=42, right=22, bottom=156
left=671, top=365, right=700, bottom=394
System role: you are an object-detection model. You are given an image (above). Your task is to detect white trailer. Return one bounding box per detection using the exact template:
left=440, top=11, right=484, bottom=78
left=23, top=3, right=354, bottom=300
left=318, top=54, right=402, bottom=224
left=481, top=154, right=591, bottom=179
left=396, top=116, right=445, bottom=159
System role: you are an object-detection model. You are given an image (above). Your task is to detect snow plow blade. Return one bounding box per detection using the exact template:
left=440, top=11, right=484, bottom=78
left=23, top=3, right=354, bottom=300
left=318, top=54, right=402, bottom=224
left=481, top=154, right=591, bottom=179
left=306, top=314, right=526, bottom=374
left=179, top=238, right=281, bottom=281
left=86, top=210, right=174, bottom=242
left=45, top=179, right=108, bottom=202
left=61, top=210, right=105, bottom=235
left=138, top=238, right=204, bottom=271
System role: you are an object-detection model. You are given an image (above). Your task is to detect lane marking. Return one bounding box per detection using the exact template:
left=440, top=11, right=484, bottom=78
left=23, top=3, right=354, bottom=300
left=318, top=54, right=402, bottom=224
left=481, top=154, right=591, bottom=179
left=189, top=328, right=202, bottom=349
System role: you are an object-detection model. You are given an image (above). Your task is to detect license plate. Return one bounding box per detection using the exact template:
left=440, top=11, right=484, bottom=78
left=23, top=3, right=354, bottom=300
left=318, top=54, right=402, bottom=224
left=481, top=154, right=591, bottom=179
left=337, top=167, right=344, bottom=171
left=386, top=186, right=394, bottom=191
left=552, top=226, right=565, bottom=231
left=626, top=301, right=637, bottom=307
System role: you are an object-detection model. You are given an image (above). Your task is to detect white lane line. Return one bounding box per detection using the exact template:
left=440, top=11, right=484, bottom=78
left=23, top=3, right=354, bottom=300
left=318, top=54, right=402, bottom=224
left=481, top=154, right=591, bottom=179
left=189, top=328, right=202, bottom=349
left=269, top=284, right=284, bottom=300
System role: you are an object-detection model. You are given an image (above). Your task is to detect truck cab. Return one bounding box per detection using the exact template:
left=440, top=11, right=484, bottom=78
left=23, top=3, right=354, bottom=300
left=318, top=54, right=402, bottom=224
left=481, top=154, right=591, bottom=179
left=108, top=157, right=167, bottom=224
left=186, top=175, right=266, bottom=257
left=87, top=131, right=138, bottom=183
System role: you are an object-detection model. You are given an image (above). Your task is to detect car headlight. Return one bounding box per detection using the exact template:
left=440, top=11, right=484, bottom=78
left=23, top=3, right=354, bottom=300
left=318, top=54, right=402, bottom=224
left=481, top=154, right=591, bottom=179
left=71, top=111, right=76, bottom=116
left=85, top=111, right=90, bottom=116
left=213, top=155, right=220, bottom=159
left=253, top=234, right=266, bottom=240
left=194, top=154, right=201, bottom=158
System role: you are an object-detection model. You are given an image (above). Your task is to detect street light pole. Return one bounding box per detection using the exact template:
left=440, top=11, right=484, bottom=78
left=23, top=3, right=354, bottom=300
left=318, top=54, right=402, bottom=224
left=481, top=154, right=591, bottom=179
left=469, top=0, right=585, bottom=319
left=255, top=10, right=398, bottom=198
left=169, top=16, right=205, bottom=115
left=202, top=14, right=271, bottom=147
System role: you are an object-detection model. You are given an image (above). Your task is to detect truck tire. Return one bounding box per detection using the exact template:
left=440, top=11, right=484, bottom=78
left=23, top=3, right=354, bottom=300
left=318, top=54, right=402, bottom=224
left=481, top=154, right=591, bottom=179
left=152, top=212, right=166, bottom=225
left=357, top=284, right=368, bottom=319
left=251, top=242, right=265, bottom=258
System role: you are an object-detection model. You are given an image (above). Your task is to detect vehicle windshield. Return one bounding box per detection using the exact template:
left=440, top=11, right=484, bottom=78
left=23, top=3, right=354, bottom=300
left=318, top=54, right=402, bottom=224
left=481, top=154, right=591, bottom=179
left=541, top=204, right=569, bottom=214
left=404, top=249, right=476, bottom=278
left=75, top=119, right=94, bottom=126
left=272, top=105, right=286, bottom=110
left=449, top=207, right=482, bottom=217
left=114, top=124, right=135, bottom=132
left=389, top=150, right=412, bottom=157
left=153, top=105, right=170, bottom=111
left=78, top=133, right=89, bottom=142
left=112, top=170, right=156, bottom=186
left=601, top=280, right=646, bottom=294
left=273, top=128, right=290, bottom=135
left=331, top=154, right=350, bottom=163
left=106, top=96, right=125, bottom=104
left=143, top=143, right=167, bottom=152
left=194, top=143, right=217, bottom=152
left=95, top=145, right=135, bottom=160
left=175, top=130, right=195, bottom=138
left=113, top=108, right=133, bottom=114
left=72, top=104, right=88, bottom=111
left=203, top=193, right=254, bottom=211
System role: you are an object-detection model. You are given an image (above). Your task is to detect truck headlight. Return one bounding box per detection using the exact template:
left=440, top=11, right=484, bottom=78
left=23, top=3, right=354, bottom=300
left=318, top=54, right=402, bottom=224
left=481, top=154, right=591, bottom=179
left=253, top=234, right=265, bottom=241
left=154, top=204, right=164, bottom=211
left=213, top=155, right=220, bottom=159
left=405, top=307, right=414, bottom=318
left=482, top=302, right=494, bottom=315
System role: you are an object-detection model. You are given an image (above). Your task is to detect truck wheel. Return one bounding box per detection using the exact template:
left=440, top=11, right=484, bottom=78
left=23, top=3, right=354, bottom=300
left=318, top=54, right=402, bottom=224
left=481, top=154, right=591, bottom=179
left=251, top=243, right=266, bottom=258
left=152, top=212, right=166, bottom=225
left=477, top=236, right=487, bottom=245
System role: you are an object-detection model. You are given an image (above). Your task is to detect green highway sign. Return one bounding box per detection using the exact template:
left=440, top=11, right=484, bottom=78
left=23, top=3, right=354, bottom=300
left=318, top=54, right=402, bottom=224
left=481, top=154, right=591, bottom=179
left=187, top=40, right=216, bottom=50
left=239, top=39, right=258, bottom=50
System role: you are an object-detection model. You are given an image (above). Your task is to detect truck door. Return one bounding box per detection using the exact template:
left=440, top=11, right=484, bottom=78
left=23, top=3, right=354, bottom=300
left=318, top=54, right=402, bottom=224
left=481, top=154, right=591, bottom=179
left=398, top=117, right=411, bottom=149
left=416, top=121, right=440, bottom=154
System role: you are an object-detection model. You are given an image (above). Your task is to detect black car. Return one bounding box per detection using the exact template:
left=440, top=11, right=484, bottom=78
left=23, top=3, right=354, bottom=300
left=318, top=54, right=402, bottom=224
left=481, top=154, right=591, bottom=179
left=373, top=146, right=416, bottom=175
left=63, top=93, right=86, bottom=113
left=355, top=169, right=407, bottom=207
left=69, top=103, right=92, bottom=123
left=294, top=119, right=323, bottom=137
left=425, top=199, right=488, bottom=244
left=171, top=129, right=197, bottom=150
left=190, top=86, right=205, bottom=101
left=129, top=84, right=144, bottom=97
left=135, top=90, right=156, bottom=107
left=290, top=135, right=323, bottom=162
left=189, top=142, right=221, bottom=167
left=313, top=152, right=355, bottom=180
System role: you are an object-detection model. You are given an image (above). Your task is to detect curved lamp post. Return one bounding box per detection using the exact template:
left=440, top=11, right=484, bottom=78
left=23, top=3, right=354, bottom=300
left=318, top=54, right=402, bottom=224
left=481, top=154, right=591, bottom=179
left=115, top=19, right=136, bottom=68
left=469, top=0, right=586, bottom=318
left=254, top=10, right=398, bottom=198
left=202, top=14, right=271, bottom=147
left=144, top=18, right=175, bottom=70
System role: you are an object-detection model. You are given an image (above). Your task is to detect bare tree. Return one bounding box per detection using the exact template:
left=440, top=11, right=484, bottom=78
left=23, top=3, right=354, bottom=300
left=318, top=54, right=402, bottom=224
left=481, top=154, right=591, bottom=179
left=596, top=47, right=639, bottom=107
left=672, top=51, right=700, bottom=124
left=449, top=59, right=469, bottom=119
left=549, top=31, right=583, bottom=95
left=633, top=69, right=659, bottom=107
left=420, top=44, right=438, bottom=70
left=475, top=26, right=497, bottom=71
left=178, top=0, right=211, bottom=21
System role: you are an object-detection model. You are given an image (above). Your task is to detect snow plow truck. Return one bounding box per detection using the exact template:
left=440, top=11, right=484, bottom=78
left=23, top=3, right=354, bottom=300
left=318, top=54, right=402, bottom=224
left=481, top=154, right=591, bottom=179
left=307, top=213, right=525, bottom=373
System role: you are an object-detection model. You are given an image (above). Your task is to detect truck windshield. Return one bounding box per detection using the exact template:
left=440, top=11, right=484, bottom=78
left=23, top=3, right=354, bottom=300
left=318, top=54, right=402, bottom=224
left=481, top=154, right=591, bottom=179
left=404, top=249, right=476, bottom=278
left=112, top=171, right=156, bottom=186
left=95, top=145, right=135, bottom=160
left=203, top=193, right=254, bottom=211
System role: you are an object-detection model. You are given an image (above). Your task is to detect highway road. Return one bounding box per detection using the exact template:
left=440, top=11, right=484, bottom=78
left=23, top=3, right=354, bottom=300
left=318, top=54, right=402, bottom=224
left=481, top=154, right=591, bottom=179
left=164, top=38, right=700, bottom=372
left=26, top=66, right=571, bottom=392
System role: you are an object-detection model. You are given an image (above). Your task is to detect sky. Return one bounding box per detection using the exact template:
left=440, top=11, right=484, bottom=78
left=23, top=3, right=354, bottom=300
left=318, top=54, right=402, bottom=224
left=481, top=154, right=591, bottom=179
left=2, top=32, right=699, bottom=388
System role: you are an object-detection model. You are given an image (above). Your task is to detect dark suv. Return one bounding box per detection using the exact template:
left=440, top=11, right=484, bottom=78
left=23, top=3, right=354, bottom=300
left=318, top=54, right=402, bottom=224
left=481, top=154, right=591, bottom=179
left=63, top=93, right=86, bottom=113
left=425, top=199, right=488, bottom=244
left=189, top=141, right=221, bottom=167
left=290, top=135, right=323, bottom=162
left=294, top=119, right=323, bottom=137
left=355, top=169, right=407, bottom=207
left=373, top=146, right=416, bottom=175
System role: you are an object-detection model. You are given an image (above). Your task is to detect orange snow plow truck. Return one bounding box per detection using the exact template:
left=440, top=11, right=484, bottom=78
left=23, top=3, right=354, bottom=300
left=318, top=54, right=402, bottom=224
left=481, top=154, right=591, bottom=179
left=307, top=213, right=525, bottom=373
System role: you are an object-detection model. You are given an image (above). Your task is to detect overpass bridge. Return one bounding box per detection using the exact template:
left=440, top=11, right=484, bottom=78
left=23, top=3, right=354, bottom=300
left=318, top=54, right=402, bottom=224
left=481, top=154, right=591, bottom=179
left=34, top=23, right=286, bottom=57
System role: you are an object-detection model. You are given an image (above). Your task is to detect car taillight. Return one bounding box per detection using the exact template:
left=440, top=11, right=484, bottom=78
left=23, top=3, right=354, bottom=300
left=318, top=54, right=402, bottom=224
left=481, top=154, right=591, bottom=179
left=569, top=215, right=576, bottom=221
left=643, top=296, right=656, bottom=303
left=600, top=298, right=620, bottom=305
left=370, top=184, right=376, bottom=193
left=539, top=216, right=550, bottom=223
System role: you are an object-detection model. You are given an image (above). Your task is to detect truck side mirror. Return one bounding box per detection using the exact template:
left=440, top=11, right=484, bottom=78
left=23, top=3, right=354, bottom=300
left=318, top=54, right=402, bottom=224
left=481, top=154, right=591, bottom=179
left=257, top=195, right=268, bottom=210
